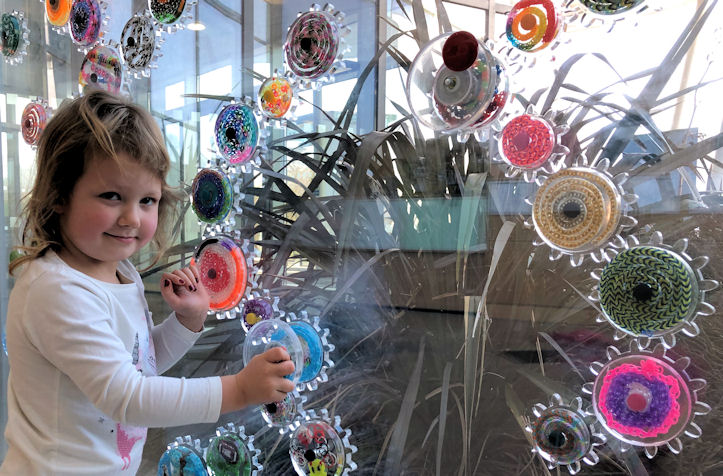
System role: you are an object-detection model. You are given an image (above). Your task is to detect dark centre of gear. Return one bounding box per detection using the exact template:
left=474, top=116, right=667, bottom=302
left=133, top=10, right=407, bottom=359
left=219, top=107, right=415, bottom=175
left=512, top=130, right=530, bottom=150
left=548, top=429, right=567, bottom=448
left=50, top=0, right=58, bottom=7
left=300, top=37, right=313, bottom=52
left=632, top=283, right=654, bottom=302
left=304, top=449, right=316, bottom=462
left=562, top=202, right=581, bottom=219
left=90, top=73, right=98, bottom=83
left=225, top=127, right=237, bottom=143
left=127, top=36, right=136, bottom=47
left=24, top=119, right=31, bottom=128
left=265, top=402, right=277, bottom=413
left=207, top=268, right=217, bottom=280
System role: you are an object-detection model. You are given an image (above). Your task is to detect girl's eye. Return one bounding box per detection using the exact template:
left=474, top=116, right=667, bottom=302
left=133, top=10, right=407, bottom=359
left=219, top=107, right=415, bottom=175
left=140, top=197, right=158, bottom=205
left=99, top=192, right=121, bottom=200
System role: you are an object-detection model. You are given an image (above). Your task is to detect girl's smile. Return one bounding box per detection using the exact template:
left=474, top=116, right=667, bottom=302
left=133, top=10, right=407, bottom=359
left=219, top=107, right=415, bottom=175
left=56, top=153, right=162, bottom=283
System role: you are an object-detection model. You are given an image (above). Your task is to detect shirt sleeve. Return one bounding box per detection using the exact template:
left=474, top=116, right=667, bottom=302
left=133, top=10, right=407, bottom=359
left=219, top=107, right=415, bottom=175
left=22, top=275, right=223, bottom=428
left=152, top=312, right=203, bottom=375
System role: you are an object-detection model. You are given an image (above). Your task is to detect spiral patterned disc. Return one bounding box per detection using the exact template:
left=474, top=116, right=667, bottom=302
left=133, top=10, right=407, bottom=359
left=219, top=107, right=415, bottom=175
left=578, top=0, right=646, bottom=15
left=215, top=104, right=259, bottom=165
left=46, top=0, right=73, bottom=27
left=289, top=321, right=324, bottom=384
left=70, top=0, right=102, bottom=47
left=78, top=44, right=123, bottom=94
left=149, top=0, right=187, bottom=25
left=500, top=114, right=556, bottom=169
left=532, top=406, right=592, bottom=466
left=259, top=76, right=293, bottom=119
left=195, top=236, right=248, bottom=311
left=284, top=11, right=340, bottom=79
left=533, top=167, right=621, bottom=252
left=290, top=420, right=346, bottom=476
left=21, top=103, right=48, bottom=146
left=261, top=392, right=299, bottom=428
left=121, top=14, right=156, bottom=71
left=506, top=0, right=563, bottom=52
left=593, top=355, right=691, bottom=445
left=206, top=433, right=251, bottom=476
left=599, top=247, right=698, bottom=338
left=242, top=298, right=273, bottom=331
left=157, top=445, right=207, bottom=476
left=1, top=13, right=22, bottom=57
left=191, top=168, right=233, bottom=223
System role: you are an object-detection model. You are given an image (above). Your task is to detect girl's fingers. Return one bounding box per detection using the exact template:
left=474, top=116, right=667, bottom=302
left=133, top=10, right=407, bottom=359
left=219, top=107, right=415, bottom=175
left=189, top=264, right=201, bottom=284
left=171, top=269, right=195, bottom=291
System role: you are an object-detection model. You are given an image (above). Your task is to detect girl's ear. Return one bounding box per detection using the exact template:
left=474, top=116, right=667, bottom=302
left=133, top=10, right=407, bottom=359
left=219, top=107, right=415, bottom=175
left=52, top=203, right=64, bottom=215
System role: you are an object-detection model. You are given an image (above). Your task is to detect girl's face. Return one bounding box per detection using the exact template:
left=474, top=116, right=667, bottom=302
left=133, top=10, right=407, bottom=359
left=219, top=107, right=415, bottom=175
left=57, top=153, right=162, bottom=283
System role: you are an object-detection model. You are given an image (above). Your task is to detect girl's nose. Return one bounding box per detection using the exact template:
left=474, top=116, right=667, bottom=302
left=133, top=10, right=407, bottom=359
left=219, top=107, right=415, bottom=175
left=118, top=205, right=141, bottom=228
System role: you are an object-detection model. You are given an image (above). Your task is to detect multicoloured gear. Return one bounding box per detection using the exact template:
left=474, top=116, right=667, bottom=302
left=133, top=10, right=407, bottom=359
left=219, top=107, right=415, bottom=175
left=191, top=168, right=234, bottom=223
left=78, top=43, right=123, bottom=94
left=506, top=0, right=563, bottom=52
left=584, top=344, right=710, bottom=458
left=215, top=104, right=260, bottom=165
left=69, top=0, right=103, bottom=48
left=194, top=236, right=249, bottom=311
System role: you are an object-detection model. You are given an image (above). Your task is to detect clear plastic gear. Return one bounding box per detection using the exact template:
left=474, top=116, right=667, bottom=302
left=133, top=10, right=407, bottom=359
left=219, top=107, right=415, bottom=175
left=289, top=408, right=358, bottom=476
left=589, top=231, right=719, bottom=350
left=243, top=318, right=305, bottom=384
left=525, top=393, right=606, bottom=474
left=257, top=69, right=299, bottom=130
left=283, top=3, right=351, bottom=90
left=68, top=0, right=109, bottom=54
left=406, top=32, right=512, bottom=142
left=45, top=0, right=73, bottom=34
left=205, top=423, right=263, bottom=475
left=158, top=435, right=208, bottom=475
left=77, top=40, right=126, bottom=96
left=493, top=105, right=570, bottom=182
left=148, top=0, right=197, bottom=35
left=563, top=0, right=657, bottom=32
left=582, top=343, right=710, bottom=459
left=120, top=9, right=164, bottom=79
left=260, top=390, right=308, bottom=434
left=193, top=234, right=259, bottom=320
left=20, top=98, right=53, bottom=148
left=240, top=289, right=285, bottom=333
left=285, top=311, right=335, bottom=392
left=2, top=10, right=29, bottom=65
left=524, top=154, right=638, bottom=266
left=213, top=97, right=268, bottom=171
left=494, top=0, right=570, bottom=72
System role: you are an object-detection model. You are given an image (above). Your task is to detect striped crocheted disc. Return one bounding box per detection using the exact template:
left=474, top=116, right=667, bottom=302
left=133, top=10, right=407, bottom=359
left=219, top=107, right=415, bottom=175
left=578, top=0, right=645, bottom=15
left=599, top=246, right=698, bottom=337
left=533, top=167, right=621, bottom=252
left=532, top=407, right=591, bottom=465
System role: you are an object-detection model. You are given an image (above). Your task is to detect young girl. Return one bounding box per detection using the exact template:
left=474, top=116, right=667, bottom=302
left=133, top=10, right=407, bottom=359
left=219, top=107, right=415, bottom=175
left=0, top=91, right=294, bottom=475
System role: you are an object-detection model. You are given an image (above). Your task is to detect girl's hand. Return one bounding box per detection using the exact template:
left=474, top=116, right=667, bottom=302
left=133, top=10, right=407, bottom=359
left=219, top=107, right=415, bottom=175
left=223, top=347, right=295, bottom=411
left=160, top=263, right=209, bottom=332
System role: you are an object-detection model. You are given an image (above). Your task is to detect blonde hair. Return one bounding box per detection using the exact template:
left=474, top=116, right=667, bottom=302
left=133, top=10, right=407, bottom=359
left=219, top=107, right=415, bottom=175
left=10, top=91, right=181, bottom=275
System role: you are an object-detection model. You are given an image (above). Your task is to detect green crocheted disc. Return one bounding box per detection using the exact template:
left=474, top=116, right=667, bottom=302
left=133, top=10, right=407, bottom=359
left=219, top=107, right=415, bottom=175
left=599, top=246, right=698, bottom=337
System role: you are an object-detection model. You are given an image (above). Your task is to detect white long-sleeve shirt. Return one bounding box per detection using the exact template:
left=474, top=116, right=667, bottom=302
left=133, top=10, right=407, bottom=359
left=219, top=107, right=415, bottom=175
left=0, top=251, right=223, bottom=475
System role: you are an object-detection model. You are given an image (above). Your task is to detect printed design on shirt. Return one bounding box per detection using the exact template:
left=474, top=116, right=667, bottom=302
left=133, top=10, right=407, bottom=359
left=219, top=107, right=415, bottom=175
left=113, top=331, right=148, bottom=469
left=116, top=423, right=146, bottom=470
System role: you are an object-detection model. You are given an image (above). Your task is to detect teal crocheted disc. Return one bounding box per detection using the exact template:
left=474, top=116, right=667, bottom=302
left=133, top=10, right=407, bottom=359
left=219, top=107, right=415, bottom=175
left=599, top=246, right=698, bottom=337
